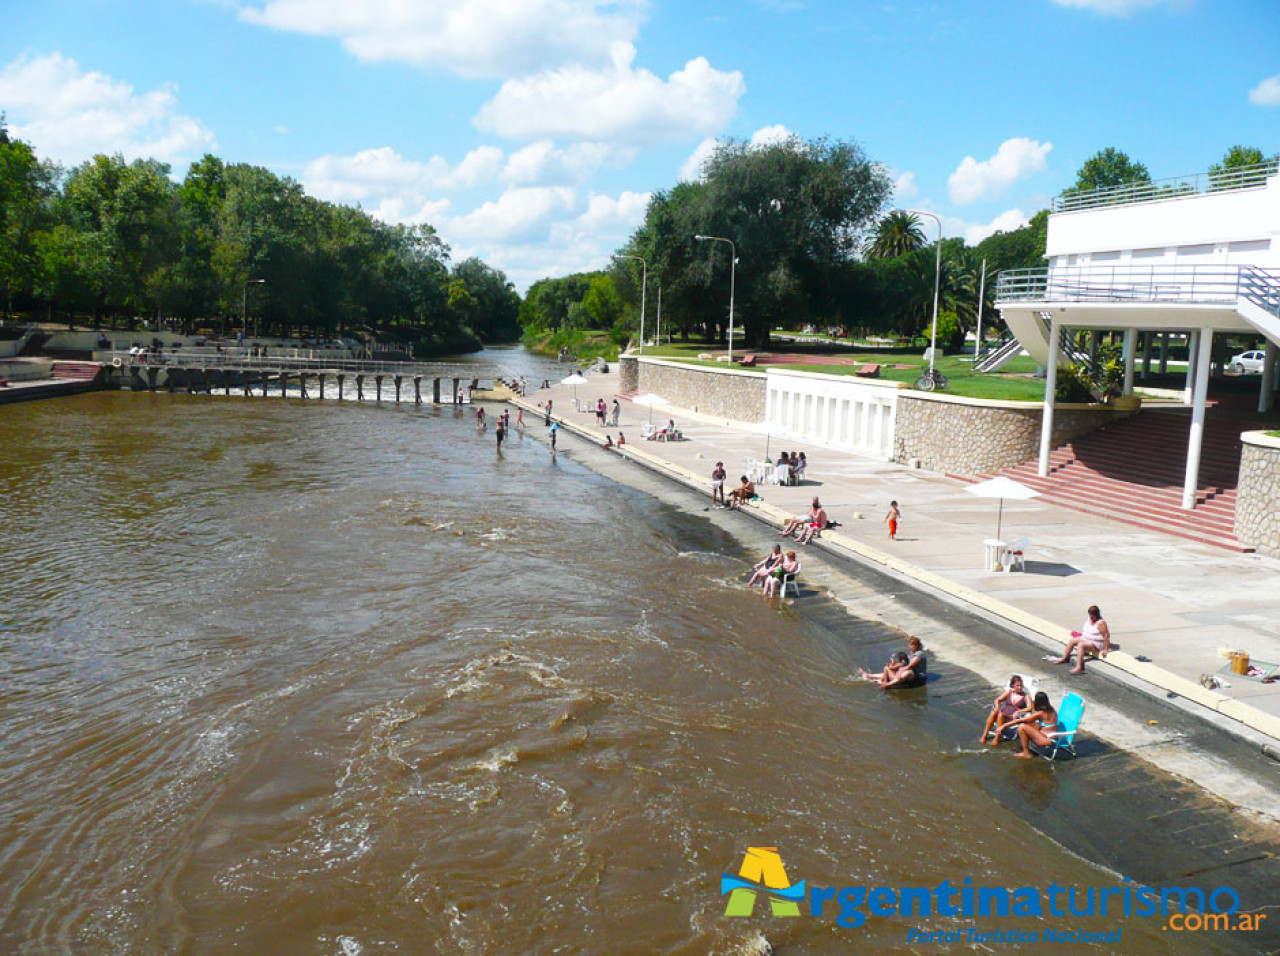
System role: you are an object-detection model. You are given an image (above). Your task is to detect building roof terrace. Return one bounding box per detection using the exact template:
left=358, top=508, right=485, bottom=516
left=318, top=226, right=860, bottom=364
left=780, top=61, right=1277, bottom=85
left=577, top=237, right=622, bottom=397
left=1052, top=159, right=1279, bottom=214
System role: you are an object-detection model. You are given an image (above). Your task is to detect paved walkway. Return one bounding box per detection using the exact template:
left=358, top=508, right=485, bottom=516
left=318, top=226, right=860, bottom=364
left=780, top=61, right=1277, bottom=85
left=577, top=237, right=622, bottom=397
left=520, top=369, right=1280, bottom=745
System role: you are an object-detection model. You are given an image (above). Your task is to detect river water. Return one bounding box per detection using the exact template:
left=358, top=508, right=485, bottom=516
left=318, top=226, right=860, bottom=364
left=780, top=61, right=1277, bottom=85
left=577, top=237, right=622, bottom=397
left=0, top=349, right=1264, bottom=953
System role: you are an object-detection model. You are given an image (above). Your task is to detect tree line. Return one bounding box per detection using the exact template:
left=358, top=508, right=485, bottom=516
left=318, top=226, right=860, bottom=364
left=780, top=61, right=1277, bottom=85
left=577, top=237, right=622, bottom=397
left=518, top=141, right=1276, bottom=353
left=0, top=123, right=520, bottom=353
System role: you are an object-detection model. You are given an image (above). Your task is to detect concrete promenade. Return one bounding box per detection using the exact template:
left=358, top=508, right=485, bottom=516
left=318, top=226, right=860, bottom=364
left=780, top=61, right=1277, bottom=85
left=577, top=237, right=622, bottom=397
left=518, top=367, right=1280, bottom=747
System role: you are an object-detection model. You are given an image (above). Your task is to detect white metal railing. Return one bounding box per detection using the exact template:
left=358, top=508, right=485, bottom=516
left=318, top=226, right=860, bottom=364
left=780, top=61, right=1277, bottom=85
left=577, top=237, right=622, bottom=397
left=995, top=265, right=1280, bottom=308
left=1051, top=160, right=1278, bottom=213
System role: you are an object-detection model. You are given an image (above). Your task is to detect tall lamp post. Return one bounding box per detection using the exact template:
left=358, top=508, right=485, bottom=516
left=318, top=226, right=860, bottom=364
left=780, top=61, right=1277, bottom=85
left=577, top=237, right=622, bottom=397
left=694, top=235, right=737, bottom=365
left=903, top=210, right=942, bottom=375
left=243, top=278, right=265, bottom=339
left=974, top=256, right=989, bottom=365
left=612, top=255, right=648, bottom=353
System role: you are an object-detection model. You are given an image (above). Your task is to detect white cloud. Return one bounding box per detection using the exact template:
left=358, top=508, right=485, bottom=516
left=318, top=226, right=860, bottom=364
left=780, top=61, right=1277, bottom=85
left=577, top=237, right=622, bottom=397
left=940, top=208, right=1030, bottom=246
left=446, top=186, right=578, bottom=243
left=749, top=124, right=793, bottom=148
left=501, top=140, right=632, bottom=184
left=1049, top=0, right=1179, bottom=15
left=302, top=145, right=503, bottom=204
left=1248, top=74, right=1280, bottom=106
left=238, top=0, right=643, bottom=79
left=947, top=137, right=1052, bottom=205
left=678, top=137, right=718, bottom=182
left=0, top=52, right=215, bottom=167
left=892, top=170, right=918, bottom=199
left=474, top=42, right=744, bottom=145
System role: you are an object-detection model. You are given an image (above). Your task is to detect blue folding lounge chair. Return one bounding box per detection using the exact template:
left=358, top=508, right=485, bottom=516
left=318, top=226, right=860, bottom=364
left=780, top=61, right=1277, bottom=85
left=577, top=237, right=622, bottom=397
left=1036, top=692, right=1084, bottom=760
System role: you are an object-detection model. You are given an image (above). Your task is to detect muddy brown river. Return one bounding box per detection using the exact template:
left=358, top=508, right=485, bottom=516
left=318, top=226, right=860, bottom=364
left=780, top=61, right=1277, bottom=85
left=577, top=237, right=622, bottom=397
left=0, top=354, right=1273, bottom=953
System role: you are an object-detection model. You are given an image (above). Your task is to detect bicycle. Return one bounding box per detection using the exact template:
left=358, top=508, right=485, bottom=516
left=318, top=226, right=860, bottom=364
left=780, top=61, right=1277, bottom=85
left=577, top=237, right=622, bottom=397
left=913, top=367, right=949, bottom=391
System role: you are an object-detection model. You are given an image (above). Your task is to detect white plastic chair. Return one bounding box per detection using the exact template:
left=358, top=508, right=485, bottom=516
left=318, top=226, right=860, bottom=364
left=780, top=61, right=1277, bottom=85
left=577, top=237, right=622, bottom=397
left=1001, top=537, right=1029, bottom=573
left=782, top=563, right=802, bottom=598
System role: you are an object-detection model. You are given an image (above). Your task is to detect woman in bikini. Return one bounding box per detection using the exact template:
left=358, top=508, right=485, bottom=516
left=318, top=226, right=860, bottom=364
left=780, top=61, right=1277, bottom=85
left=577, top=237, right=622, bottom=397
left=1008, top=691, right=1058, bottom=759
left=980, top=675, right=1031, bottom=745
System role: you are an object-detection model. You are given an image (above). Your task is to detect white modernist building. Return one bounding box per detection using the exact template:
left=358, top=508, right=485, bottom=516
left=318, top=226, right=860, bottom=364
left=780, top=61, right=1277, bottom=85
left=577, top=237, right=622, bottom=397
left=995, top=161, right=1280, bottom=509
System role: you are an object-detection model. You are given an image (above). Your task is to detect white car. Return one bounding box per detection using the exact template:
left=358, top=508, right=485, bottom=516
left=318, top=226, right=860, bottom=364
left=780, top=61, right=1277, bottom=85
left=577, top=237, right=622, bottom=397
left=1229, top=350, right=1265, bottom=373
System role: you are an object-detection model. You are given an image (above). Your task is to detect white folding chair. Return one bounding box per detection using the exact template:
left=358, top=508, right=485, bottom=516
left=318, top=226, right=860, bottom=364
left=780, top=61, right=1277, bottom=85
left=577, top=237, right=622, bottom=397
left=782, top=563, right=802, bottom=598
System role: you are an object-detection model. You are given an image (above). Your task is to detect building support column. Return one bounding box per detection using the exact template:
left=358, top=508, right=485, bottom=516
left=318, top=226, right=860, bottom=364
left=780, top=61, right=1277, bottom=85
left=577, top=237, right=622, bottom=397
left=1262, top=339, right=1278, bottom=414
left=1122, top=327, right=1137, bottom=396
left=1140, top=331, right=1153, bottom=380
left=1159, top=333, right=1169, bottom=374
left=1184, top=330, right=1199, bottom=404
left=1182, top=328, right=1214, bottom=510
left=1039, top=315, right=1061, bottom=478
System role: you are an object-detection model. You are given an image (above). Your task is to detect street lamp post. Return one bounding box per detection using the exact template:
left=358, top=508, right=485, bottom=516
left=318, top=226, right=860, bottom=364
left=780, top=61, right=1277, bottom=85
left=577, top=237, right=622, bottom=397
left=974, top=256, right=988, bottom=365
left=612, top=255, right=648, bottom=353
left=694, top=235, right=736, bottom=364
left=904, top=210, right=942, bottom=375
left=243, top=278, right=265, bottom=339
left=655, top=282, right=662, bottom=348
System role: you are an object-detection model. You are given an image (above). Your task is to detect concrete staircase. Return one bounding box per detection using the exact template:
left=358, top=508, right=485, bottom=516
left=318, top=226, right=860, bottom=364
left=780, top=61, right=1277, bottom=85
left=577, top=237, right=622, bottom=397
left=50, top=361, right=104, bottom=383
left=970, top=409, right=1260, bottom=552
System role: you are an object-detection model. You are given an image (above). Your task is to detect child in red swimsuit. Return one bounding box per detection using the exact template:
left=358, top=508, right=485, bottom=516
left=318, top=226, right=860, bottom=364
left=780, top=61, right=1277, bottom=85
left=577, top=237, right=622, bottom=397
left=885, top=500, right=900, bottom=540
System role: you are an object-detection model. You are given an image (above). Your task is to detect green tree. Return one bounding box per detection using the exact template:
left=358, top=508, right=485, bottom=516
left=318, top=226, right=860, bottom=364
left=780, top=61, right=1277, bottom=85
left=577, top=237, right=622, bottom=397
left=1208, top=145, right=1278, bottom=189
left=0, top=122, right=55, bottom=314
left=625, top=135, right=891, bottom=348
left=866, top=210, right=925, bottom=259
left=581, top=273, right=623, bottom=329
left=1067, top=148, right=1150, bottom=194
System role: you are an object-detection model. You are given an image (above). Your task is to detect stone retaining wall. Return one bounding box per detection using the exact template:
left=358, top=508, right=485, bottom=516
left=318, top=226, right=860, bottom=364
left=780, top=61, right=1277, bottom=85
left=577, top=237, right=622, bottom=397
left=1236, top=432, right=1280, bottom=558
left=628, top=357, right=766, bottom=423
left=893, top=392, right=1129, bottom=475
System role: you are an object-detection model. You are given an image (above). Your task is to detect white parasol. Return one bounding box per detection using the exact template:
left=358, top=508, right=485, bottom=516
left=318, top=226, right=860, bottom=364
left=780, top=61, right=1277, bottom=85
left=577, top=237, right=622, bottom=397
left=560, top=372, right=588, bottom=405
left=964, top=476, right=1041, bottom=540
left=631, top=392, right=670, bottom=424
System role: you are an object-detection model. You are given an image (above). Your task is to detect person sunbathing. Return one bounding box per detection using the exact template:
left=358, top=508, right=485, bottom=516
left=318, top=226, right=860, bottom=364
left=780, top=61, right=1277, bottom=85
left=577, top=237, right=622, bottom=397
left=747, top=544, right=783, bottom=588
left=979, top=675, right=1031, bottom=746
left=780, top=498, right=823, bottom=537
left=762, top=550, right=799, bottom=598
left=1051, top=605, right=1111, bottom=674
left=1005, top=692, right=1058, bottom=759
left=797, top=502, right=828, bottom=544
left=728, top=476, right=755, bottom=509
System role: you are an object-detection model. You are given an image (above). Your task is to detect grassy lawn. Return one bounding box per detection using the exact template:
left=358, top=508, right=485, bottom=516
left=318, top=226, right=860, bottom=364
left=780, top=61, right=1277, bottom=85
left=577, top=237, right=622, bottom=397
left=642, top=340, right=1047, bottom=401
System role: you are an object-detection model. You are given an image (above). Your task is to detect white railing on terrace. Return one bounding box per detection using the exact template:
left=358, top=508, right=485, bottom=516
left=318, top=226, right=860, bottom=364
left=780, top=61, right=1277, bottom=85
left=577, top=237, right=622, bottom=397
left=1051, top=159, right=1279, bottom=213
left=995, top=265, right=1280, bottom=311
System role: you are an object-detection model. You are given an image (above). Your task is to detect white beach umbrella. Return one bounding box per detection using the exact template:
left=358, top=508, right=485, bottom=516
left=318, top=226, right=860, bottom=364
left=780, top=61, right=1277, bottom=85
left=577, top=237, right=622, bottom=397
left=964, top=476, right=1041, bottom=540
left=561, top=372, right=588, bottom=405
left=631, top=392, right=670, bottom=424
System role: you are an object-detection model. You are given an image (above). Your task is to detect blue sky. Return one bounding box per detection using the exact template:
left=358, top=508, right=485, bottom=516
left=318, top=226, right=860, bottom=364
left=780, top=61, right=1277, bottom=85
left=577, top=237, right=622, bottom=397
left=1, top=0, right=1277, bottom=290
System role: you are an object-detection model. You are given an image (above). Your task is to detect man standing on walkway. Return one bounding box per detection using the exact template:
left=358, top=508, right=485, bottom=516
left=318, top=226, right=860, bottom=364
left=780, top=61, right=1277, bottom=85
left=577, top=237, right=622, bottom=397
left=711, top=462, right=727, bottom=508
left=545, top=399, right=553, bottom=427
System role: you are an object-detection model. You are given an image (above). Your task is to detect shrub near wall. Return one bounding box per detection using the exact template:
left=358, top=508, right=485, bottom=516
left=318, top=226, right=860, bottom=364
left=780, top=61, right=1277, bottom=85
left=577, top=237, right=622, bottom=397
left=1236, top=432, right=1280, bottom=558
left=631, top=357, right=766, bottom=423
left=893, top=392, right=1130, bottom=476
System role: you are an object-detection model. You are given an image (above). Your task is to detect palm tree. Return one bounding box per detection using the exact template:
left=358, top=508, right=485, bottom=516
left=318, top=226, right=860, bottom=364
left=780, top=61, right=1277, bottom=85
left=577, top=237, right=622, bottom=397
left=866, top=211, right=926, bottom=259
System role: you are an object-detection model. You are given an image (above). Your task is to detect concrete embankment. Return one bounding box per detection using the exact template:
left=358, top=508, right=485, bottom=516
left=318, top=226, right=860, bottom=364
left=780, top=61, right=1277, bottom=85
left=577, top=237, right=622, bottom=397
left=511, top=391, right=1280, bottom=827
left=0, top=359, right=108, bottom=405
